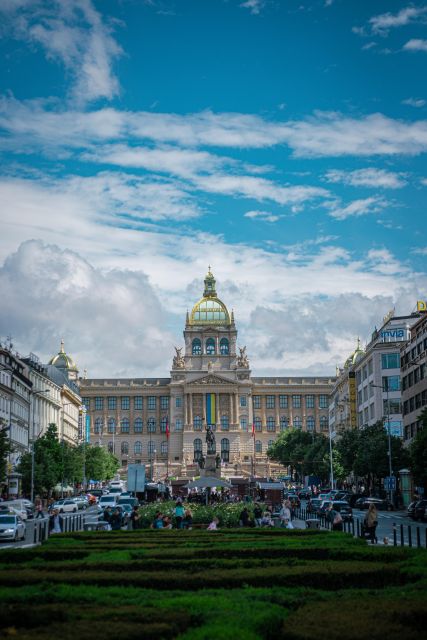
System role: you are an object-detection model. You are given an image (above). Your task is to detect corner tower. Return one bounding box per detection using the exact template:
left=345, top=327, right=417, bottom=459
left=183, top=268, right=237, bottom=371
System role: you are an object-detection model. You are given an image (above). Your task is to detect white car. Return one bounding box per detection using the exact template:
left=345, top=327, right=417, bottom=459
left=0, top=514, right=26, bottom=542
left=53, top=499, right=78, bottom=513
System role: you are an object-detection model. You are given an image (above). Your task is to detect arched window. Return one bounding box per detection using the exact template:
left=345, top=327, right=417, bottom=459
left=307, top=416, right=315, bottom=431
left=293, top=416, right=302, bottom=429
left=160, top=417, right=168, bottom=433
left=254, top=417, right=262, bottom=431
left=147, top=417, right=156, bottom=433
left=192, top=338, right=202, bottom=355
left=280, top=416, right=288, bottom=431
left=268, top=439, right=274, bottom=449
left=94, top=417, right=102, bottom=434
left=148, top=441, right=155, bottom=456
left=134, top=418, right=143, bottom=433
left=121, top=441, right=129, bottom=454
left=108, top=441, right=114, bottom=453
left=221, top=438, right=230, bottom=462
left=221, top=415, right=229, bottom=430
left=161, top=441, right=168, bottom=454
left=240, top=417, right=248, bottom=431
left=193, top=438, right=202, bottom=462
left=267, top=417, right=275, bottom=432
left=107, top=418, right=116, bottom=434
left=121, top=418, right=130, bottom=433
left=220, top=338, right=229, bottom=355
left=206, top=337, right=215, bottom=355
left=320, top=416, right=329, bottom=431
left=134, top=441, right=142, bottom=455
left=193, top=415, right=202, bottom=431
left=255, top=440, right=262, bottom=453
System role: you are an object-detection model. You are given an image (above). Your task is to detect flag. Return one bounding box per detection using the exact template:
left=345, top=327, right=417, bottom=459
left=206, top=393, right=216, bottom=426
left=165, top=417, right=170, bottom=439
left=252, top=421, right=255, bottom=438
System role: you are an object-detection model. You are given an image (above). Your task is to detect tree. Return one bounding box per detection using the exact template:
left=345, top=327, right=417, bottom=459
left=84, top=445, right=119, bottom=483
left=0, top=418, right=12, bottom=487
left=409, top=408, right=427, bottom=491
left=267, top=430, right=337, bottom=483
left=18, top=423, right=63, bottom=497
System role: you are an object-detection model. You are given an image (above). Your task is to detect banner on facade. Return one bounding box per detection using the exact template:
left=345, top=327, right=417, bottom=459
left=85, top=414, right=91, bottom=443
left=206, top=393, right=216, bottom=426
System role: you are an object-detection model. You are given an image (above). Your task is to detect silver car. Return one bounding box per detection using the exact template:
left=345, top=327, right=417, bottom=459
left=0, top=514, right=26, bottom=542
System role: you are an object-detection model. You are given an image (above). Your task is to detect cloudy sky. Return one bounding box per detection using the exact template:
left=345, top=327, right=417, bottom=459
left=0, top=0, right=426, bottom=378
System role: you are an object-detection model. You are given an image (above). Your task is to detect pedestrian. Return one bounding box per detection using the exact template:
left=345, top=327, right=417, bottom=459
left=151, top=511, right=164, bottom=529
left=103, top=506, right=112, bottom=523
left=35, top=502, right=44, bottom=519
left=130, top=506, right=140, bottom=530
left=261, top=511, right=274, bottom=527
left=328, top=503, right=343, bottom=531
left=48, top=508, right=63, bottom=534
left=174, top=500, right=185, bottom=529
left=253, top=503, right=263, bottom=527
left=279, top=501, right=292, bottom=528
left=183, top=508, right=193, bottom=530
left=110, top=508, right=122, bottom=530
left=207, top=516, right=219, bottom=530
left=239, top=506, right=250, bottom=527
left=364, top=503, right=378, bottom=544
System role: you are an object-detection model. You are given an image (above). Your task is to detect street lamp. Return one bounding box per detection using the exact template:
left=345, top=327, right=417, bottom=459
left=30, top=389, right=50, bottom=503
left=370, top=382, right=394, bottom=506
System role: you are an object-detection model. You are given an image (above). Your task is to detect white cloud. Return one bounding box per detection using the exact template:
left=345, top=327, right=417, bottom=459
left=421, top=178, right=427, bottom=186
left=412, top=246, right=427, bottom=255
left=369, top=6, right=427, bottom=35
left=0, top=240, right=174, bottom=377
left=403, top=38, right=427, bottom=52
left=402, top=97, right=426, bottom=108
left=2, top=98, right=427, bottom=158
left=325, top=168, right=407, bottom=189
left=0, top=0, right=122, bottom=104
left=240, top=0, right=264, bottom=15
left=244, top=210, right=280, bottom=223
left=329, top=196, right=389, bottom=220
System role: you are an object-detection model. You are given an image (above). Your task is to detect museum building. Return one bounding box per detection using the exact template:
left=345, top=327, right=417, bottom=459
left=80, top=270, right=335, bottom=476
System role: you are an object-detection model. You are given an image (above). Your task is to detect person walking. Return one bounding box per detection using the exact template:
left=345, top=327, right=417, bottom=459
left=239, top=506, right=250, bottom=527
left=328, top=503, right=343, bottom=531
left=130, top=506, right=140, bottom=530
left=279, top=501, right=292, bottom=528
left=183, top=509, right=193, bottom=530
left=110, top=508, right=122, bottom=530
left=253, top=503, right=263, bottom=527
left=35, top=502, right=44, bottom=519
left=364, top=503, right=378, bottom=544
left=174, top=500, right=185, bottom=529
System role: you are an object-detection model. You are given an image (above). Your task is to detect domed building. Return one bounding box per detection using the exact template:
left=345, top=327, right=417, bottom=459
left=80, top=269, right=335, bottom=478
left=48, top=339, right=79, bottom=382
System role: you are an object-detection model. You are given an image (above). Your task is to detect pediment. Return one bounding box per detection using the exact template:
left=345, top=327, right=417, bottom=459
left=192, top=373, right=233, bottom=385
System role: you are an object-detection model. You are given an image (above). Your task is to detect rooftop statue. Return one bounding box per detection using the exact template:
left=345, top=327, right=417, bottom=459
left=173, top=346, right=185, bottom=369
left=237, top=345, right=249, bottom=368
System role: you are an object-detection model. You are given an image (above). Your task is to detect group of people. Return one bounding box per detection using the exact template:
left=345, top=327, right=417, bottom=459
left=151, top=500, right=193, bottom=529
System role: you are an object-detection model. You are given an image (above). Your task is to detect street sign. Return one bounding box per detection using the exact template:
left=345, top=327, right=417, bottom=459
left=384, top=476, right=396, bottom=491
left=127, top=464, right=146, bottom=492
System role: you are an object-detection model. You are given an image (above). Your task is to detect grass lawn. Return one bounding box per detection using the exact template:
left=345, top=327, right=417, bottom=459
left=0, top=528, right=426, bottom=639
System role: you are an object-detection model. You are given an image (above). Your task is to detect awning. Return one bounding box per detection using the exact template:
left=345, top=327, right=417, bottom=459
left=183, top=477, right=232, bottom=490
left=257, top=482, right=284, bottom=490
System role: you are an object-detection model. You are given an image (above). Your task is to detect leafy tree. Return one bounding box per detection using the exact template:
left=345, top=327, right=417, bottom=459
left=18, top=423, right=63, bottom=497
left=336, top=428, right=360, bottom=477
left=409, top=408, right=427, bottom=491
left=0, top=418, right=12, bottom=486
left=84, top=445, right=119, bottom=483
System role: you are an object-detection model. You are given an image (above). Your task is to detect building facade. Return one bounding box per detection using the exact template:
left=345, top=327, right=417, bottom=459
left=401, top=312, right=427, bottom=445
left=81, top=270, right=335, bottom=477
left=329, top=339, right=363, bottom=439
left=22, top=354, right=62, bottom=443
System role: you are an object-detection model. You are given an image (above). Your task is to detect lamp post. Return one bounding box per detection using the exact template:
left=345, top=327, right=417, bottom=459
left=370, top=382, right=394, bottom=506
left=30, top=389, right=50, bottom=504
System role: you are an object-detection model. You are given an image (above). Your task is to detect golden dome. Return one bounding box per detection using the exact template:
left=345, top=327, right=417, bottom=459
left=189, top=268, right=231, bottom=326
left=49, top=339, right=78, bottom=371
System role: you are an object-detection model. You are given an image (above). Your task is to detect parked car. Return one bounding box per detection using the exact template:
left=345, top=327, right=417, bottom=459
left=117, top=496, right=138, bottom=508
left=99, top=495, right=118, bottom=509
left=413, top=499, right=427, bottom=521
left=107, top=487, right=123, bottom=496
left=1, top=500, right=31, bottom=521
left=0, top=514, right=26, bottom=542
left=319, top=500, right=353, bottom=522
left=407, top=501, right=418, bottom=519
left=73, top=496, right=89, bottom=510
left=307, top=498, right=322, bottom=514
left=354, top=497, right=392, bottom=511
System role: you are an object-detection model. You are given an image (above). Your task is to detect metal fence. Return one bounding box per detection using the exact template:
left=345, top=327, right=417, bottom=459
left=294, top=506, right=427, bottom=549
left=30, top=512, right=86, bottom=544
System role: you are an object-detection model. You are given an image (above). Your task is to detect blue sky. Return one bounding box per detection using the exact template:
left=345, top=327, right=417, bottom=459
left=0, top=0, right=426, bottom=377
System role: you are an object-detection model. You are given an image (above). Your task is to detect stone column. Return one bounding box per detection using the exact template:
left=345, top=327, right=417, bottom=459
left=184, top=393, right=188, bottom=426
left=189, top=393, right=193, bottom=426
left=229, top=392, right=234, bottom=425
left=234, top=392, right=239, bottom=428
left=216, top=393, right=220, bottom=427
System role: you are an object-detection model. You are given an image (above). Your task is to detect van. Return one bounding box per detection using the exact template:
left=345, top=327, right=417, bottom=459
left=99, top=495, right=118, bottom=509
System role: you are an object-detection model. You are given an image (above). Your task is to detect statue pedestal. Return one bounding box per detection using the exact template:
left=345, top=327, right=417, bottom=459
left=200, top=454, right=220, bottom=478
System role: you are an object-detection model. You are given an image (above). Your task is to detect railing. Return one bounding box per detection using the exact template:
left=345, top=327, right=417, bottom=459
left=294, top=506, right=427, bottom=549
left=29, top=512, right=86, bottom=544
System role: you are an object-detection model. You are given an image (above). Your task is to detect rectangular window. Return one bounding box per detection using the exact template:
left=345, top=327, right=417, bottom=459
left=94, top=397, right=103, bottom=411
left=160, top=396, right=169, bottom=410
left=363, top=387, right=368, bottom=402
left=266, top=395, right=275, bottom=409
left=81, top=398, right=90, bottom=410
left=385, top=399, right=401, bottom=415
left=358, top=390, right=362, bottom=405
left=305, top=395, right=314, bottom=409
left=121, top=396, right=130, bottom=410
left=356, top=370, right=362, bottom=385
left=364, top=407, right=369, bottom=422
left=175, top=396, right=182, bottom=408
left=381, top=353, right=400, bottom=369
left=253, top=396, right=261, bottom=409
left=292, top=395, right=301, bottom=408
left=279, top=395, right=288, bottom=408
left=175, top=419, right=182, bottom=431
left=108, top=397, right=116, bottom=410
left=240, top=395, right=247, bottom=407
left=134, top=396, right=143, bottom=410
left=382, top=376, right=400, bottom=392
left=240, top=417, right=248, bottom=431
left=148, top=396, right=156, bottom=410
left=370, top=404, right=375, bottom=419
left=363, top=366, right=368, bottom=381
left=368, top=360, right=373, bottom=376
left=318, top=395, right=328, bottom=409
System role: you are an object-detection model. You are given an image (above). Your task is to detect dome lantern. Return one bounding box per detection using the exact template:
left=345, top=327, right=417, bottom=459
left=189, top=267, right=231, bottom=326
